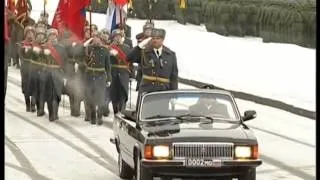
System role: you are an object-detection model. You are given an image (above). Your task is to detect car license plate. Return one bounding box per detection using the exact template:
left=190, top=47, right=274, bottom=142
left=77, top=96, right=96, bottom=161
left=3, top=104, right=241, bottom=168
left=186, top=158, right=222, bottom=167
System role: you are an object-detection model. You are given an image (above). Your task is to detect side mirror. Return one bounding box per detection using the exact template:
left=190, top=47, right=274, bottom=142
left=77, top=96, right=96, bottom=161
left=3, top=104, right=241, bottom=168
left=243, top=110, right=257, bottom=122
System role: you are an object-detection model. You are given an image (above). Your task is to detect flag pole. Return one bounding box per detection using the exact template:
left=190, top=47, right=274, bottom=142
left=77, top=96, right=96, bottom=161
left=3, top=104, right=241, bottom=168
left=89, top=5, right=92, bottom=38
left=43, top=0, right=46, bottom=15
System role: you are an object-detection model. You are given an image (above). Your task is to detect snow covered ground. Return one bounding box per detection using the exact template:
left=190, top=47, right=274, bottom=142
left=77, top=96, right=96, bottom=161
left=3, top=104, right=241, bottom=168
left=29, top=1, right=316, bottom=112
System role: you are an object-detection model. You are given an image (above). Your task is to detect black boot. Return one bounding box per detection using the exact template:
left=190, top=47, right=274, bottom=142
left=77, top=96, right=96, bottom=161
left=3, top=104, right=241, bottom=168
left=48, top=101, right=54, bottom=122
left=52, top=99, right=59, bottom=121
left=25, top=96, right=31, bottom=112
left=30, top=97, right=36, bottom=112
left=112, top=102, right=119, bottom=114
left=72, top=98, right=81, bottom=117
left=102, top=104, right=110, bottom=117
left=84, top=101, right=90, bottom=121
left=90, top=106, right=96, bottom=125
left=97, top=107, right=103, bottom=125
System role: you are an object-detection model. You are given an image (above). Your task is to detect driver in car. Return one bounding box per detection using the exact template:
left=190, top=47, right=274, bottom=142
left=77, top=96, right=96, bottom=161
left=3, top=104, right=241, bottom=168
left=189, top=97, right=230, bottom=118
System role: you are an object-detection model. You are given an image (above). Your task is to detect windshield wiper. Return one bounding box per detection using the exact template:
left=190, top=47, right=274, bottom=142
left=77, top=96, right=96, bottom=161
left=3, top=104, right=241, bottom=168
left=144, top=115, right=177, bottom=120
left=175, top=114, right=213, bottom=122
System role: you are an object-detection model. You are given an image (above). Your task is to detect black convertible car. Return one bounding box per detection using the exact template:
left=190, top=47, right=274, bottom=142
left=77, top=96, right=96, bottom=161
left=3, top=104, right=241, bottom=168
left=111, top=89, right=262, bottom=180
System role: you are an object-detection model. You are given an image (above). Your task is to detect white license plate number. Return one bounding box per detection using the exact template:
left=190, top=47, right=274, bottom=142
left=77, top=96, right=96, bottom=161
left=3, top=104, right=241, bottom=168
left=186, top=159, right=222, bottom=167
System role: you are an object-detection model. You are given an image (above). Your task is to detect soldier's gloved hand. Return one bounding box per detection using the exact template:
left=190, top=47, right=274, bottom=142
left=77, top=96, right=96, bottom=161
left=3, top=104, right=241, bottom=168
left=84, top=38, right=93, bottom=47
left=72, top=42, right=77, bottom=47
left=106, top=81, right=110, bottom=87
left=75, top=63, right=79, bottom=72
left=63, top=78, right=68, bottom=87
left=110, top=49, right=118, bottom=56
left=138, top=37, right=152, bottom=49
left=33, top=46, right=41, bottom=54
left=44, top=49, right=51, bottom=55
left=24, top=46, right=31, bottom=53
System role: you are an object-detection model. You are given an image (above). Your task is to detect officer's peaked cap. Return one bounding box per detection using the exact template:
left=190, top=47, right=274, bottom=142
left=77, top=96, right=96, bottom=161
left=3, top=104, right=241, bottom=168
left=151, top=28, right=166, bottom=38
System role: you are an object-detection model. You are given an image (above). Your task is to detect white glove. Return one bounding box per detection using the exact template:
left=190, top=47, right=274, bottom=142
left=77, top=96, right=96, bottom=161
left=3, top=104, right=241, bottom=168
left=44, top=49, right=51, bottom=55
left=110, top=49, right=118, bottom=56
left=138, top=37, right=152, bottom=49
left=75, top=63, right=79, bottom=72
left=33, top=46, right=41, bottom=54
left=84, top=38, right=93, bottom=47
left=24, top=46, right=31, bottom=53
left=63, top=79, right=67, bottom=87
left=72, top=42, right=77, bottom=47
left=106, top=82, right=110, bottom=87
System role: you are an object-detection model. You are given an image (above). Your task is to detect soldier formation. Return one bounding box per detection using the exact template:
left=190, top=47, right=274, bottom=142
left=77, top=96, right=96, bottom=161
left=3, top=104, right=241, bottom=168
left=9, top=11, right=179, bottom=124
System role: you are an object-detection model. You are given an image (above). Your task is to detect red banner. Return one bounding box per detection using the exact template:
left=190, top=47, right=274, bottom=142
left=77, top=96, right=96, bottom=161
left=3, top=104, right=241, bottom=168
left=113, top=0, right=128, bottom=7
left=15, top=0, right=28, bottom=24
left=52, top=0, right=91, bottom=40
left=7, top=0, right=16, bottom=14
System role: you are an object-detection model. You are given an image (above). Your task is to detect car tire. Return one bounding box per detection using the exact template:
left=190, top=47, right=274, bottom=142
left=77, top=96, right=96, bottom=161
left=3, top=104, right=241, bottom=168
left=118, top=151, right=134, bottom=179
left=238, top=168, right=256, bottom=180
left=135, top=155, right=153, bottom=180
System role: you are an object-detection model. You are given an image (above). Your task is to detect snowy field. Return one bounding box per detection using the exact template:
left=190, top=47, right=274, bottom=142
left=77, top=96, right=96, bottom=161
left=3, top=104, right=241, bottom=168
left=28, top=0, right=316, bottom=112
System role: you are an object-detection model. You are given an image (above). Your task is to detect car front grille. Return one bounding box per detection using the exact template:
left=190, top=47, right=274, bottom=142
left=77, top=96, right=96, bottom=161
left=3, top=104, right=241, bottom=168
left=172, top=142, right=234, bottom=160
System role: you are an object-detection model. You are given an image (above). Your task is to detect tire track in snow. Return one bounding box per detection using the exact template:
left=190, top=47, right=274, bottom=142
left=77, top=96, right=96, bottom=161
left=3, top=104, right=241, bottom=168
left=5, top=136, right=53, bottom=180
left=6, top=108, right=118, bottom=174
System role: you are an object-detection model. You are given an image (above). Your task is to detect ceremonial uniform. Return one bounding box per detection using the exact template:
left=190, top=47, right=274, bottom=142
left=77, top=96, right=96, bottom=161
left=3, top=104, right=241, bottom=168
left=30, top=27, right=47, bottom=116
left=134, top=22, right=154, bottom=91
left=84, top=34, right=111, bottom=125
left=127, top=28, right=178, bottom=107
left=109, top=29, right=132, bottom=114
left=42, top=28, right=66, bottom=121
left=18, top=26, right=36, bottom=112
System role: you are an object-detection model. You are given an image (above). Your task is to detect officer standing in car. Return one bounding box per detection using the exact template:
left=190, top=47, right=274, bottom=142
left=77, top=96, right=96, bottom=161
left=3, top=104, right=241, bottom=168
left=127, top=28, right=178, bottom=107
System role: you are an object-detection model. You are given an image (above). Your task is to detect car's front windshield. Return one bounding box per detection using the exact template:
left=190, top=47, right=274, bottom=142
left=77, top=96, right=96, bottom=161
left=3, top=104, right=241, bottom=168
left=140, top=92, right=240, bottom=122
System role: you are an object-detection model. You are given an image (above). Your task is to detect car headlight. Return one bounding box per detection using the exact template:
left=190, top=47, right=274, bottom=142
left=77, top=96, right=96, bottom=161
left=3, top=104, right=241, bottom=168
left=153, top=145, right=170, bottom=158
left=144, top=145, right=170, bottom=159
left=235, top=146, right=252, bottom=159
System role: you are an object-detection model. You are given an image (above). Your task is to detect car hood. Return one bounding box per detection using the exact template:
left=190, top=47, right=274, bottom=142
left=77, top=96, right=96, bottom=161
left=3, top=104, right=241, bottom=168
left=141, top=121, right=257, bottom=143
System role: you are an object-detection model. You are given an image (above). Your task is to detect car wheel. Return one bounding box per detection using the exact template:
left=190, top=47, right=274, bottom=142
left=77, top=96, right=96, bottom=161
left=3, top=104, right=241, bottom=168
left=136, top=155, right=153, bottom=180
left=238, top=168, right=256, bottom=180
left=118, top=152, right=134, bottom=179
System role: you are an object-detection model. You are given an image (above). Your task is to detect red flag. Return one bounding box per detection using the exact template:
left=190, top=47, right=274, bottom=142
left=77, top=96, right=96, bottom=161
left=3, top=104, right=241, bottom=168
left=113, top=0, right=128, bottom=7
left=52, top=0, right=91, bottom=40
left=52, top=0, right=69, bottom=34
left=15, top=0, right=28, bottom=24
left=5, top=8, right=10, bottom=44
left=7, top=0, right=16, bottom=14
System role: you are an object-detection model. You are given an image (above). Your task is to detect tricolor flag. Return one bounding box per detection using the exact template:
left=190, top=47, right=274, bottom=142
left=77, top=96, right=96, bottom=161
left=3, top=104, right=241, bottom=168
left=105, top=0, right=128, bottom=33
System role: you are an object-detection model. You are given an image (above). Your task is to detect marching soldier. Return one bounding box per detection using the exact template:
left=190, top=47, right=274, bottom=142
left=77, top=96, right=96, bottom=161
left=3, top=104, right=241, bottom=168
left=59, top=29, right=81, bottom=117
left=31, top=27, right=47, bottom=116
left=10, top=9, right=36, bottom=69
left=99, top=28, right=112, bottom=116
left=18, top=26, right=37, bottom=112
left=127, top=28, right=178, bottom=106
left=109, top=29, right=132, bottom=114
left=84, top=31, right=111, bottom=125
left=42, top=28, right=66, bottom=121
